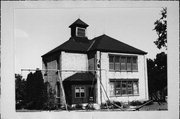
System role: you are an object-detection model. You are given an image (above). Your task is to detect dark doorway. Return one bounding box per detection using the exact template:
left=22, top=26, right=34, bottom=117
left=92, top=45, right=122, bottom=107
left=88, top=86, right=95, bottom=103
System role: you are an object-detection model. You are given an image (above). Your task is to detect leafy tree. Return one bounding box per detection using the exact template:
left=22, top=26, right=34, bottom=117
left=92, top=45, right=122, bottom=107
left=15, top=74, right=26, bottom=109
left=147, top=52, right=167, bottom=100
left=153, top=7, right=167, bottom=49
left=33, top=70, right=47, bottom=109
left=25, top=70, right=47, bottom=109
left=147, top=7, right=167, bottom=101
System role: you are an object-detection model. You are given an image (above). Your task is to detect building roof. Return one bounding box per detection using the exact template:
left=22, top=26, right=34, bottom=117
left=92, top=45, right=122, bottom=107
left=42, top=37, right=92, bottom=57
left=69, top=19, right=89, bottom=28
left=63, top=72, right=96, bottom=82
left=42, top=34, right=146, bottom=58
left=88, top=34, right=147, bottom=54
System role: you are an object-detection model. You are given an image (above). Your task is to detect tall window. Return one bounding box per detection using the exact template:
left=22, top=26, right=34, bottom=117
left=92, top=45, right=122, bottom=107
left=75, top=87, right=85, bottom=98
left=127, top=57, right=132, bottom=71
left=109, top=56, right=114, bottom=70
left=109, top=55, right=138, bottom=72
left=109, top=79, right=139, bottom=96
left=120, top=57, right=126, bottom=71
left=56, top=82, right=60, bottom=98
left=132, top=57, right=138, bottom=71
left=115, top=56, right=120, bottom=71
left=76, top=27, right=86, bottom=37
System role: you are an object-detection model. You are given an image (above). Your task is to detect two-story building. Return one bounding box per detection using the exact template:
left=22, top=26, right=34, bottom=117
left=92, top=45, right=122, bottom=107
left=41, top=19, right=149, bottom=106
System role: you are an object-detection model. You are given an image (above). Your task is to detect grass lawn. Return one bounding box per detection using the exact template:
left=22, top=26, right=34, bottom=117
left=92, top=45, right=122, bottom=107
left=16, top=101, right=168, bottom=112
left=139, top=102, right=167, bottom=111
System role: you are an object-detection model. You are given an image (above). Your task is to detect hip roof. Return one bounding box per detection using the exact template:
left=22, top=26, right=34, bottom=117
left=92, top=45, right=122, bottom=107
left=42, top=34, right=147, bottom=58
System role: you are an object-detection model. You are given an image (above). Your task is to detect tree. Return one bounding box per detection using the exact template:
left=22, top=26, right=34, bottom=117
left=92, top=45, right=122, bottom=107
left=15, top=74, right=26, bottom=109
left=25, top=70, right=47, bottom=109
left=153, top=7, right=167, bottom=49
left=147, top=52, right=167, bottom=97
left=147, top=8, right=167, bottom=101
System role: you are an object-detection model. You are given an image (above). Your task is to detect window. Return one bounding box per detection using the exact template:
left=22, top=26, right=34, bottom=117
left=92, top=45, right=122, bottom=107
left=55, top=82, right=60, bottom=98
left=109, top=56, right=114, bottom=70
left=127, top=57, right=132, bottom=71
left=133, top=81, right=138, bottom=95
left=115, top=56, right=120, bottom=71
left=109, top=83, right=115, bottom=96
left=110, top=79, right=139, bottom=96
left=132, top=57, right=138, bottom=71
left=120, top=57, right=126, bottom=71
left=115, top=81, right=121, bottom=95
left=76, top=27, right=86, bottom=37
left=109, top=55, right=138, bottom=72
left=75, top=87, right=85, bottom=98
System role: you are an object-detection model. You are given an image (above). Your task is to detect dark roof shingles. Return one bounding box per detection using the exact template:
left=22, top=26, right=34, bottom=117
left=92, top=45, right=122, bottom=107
left=42, top=34, right=147, bottom=57
left=89, top=34, right=147, bottom=54
left=42, top=37, right=92, bottom=57
left=69, top=19, right=89, bottom=28
left=64, top=72, right=96, bottom=82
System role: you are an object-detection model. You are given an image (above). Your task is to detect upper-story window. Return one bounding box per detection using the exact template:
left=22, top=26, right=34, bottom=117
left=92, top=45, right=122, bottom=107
left=76, top=27, right=86, bottom=37
left=109, top=55, right=138, bottom=72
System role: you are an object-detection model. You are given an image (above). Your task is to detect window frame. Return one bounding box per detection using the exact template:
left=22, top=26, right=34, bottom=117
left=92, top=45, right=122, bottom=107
left=109, top=55, right=138, bottom=72
left=109, top=79, right=139, bottom=97
left=75, top=86, right=86, bottom=98
left=109, top=55, right=115, bottom=71
left=76, top=27, right=86, bottom=37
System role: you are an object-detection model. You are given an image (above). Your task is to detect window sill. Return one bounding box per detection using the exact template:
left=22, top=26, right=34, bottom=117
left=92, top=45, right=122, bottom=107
left=110, top=95, right=139, bottom=97
left=75, top=97, right=86, bottom=99
left=109, top=70, right=138, bottom=72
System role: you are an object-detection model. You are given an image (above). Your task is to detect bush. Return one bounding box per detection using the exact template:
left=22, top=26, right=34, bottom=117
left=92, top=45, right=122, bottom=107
left=43, top=88, right=58, bottom=110
left=86, top=104, right=95, bottom=110
left=130, top=101, right=143, bottom=106
left=100, top=101, right=113, bottom=109
left=100, top=100, right=122, bottom=109
left=75, top=104, right=83, bottom=110
left=112, top=101, right=121, bottom=108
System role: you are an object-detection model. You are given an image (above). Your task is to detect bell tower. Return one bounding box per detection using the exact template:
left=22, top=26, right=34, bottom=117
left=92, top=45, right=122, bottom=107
left=69, top=19, right=89, bottom=38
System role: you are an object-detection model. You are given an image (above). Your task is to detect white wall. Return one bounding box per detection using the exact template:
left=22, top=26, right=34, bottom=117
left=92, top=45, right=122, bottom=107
left=99, top=52, right=149, bottom=103
left=61, top=51, right=88, bottom=81
left=47, top=60, right=58, bottom=89
left=42, top=51, right=149, bottom=104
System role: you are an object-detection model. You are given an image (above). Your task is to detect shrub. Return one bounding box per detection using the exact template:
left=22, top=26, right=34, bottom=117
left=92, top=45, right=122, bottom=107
left=112, top=101, right=121, bottom=109
left=86, top=104, right=95, bottom=110
left=100, top=100, right=121, bottom=109
left=100, top=101, right=113, bottom=109
left=75, top=104, right=83, bottom=110
left=130, top=101, right=143, bottom=106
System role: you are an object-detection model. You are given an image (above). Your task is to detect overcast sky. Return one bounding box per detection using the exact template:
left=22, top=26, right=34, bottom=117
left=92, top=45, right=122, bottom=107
left=14, top=7, right=165, bottom=75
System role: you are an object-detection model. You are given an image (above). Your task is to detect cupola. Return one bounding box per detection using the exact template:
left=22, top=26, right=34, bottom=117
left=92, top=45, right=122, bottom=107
left=69, top=19, right=89, bottom=38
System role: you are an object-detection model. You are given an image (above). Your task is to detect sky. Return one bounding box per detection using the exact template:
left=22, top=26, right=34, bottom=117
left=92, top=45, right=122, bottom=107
left=14, top=7, right=165, bottom=76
